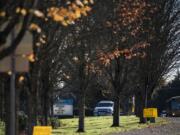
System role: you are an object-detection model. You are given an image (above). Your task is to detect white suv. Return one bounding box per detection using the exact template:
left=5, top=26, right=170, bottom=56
left=93, top=101, right=114, bottom=116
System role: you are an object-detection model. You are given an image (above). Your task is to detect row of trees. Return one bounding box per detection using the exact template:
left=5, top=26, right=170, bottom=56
left=154, top=71, right=180, bottom=112
left=0, top=0, right=180, bottom=134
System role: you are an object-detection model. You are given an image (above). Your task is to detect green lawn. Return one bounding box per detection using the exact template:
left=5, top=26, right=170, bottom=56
left=0, top=121, right=5, bottom=135
left=52, top=116, right=167, bottom=135
left=0, top=116, right=167, bottom=135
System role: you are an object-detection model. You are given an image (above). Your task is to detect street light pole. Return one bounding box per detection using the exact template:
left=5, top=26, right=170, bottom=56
left=10, top=29, right=16, bottom=135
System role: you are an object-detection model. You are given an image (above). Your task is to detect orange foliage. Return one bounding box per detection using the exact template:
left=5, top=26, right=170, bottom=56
left=21, top=53, right=35, bottom=62
left=0, top=11, right=6, bottom=17
left=100, top=0, right=158, bottom=66
left=47, top=0, right=93, bottom=26
left=98, top=42, right=150, bottom=66
left=29, top=23, right=42, bottom=33
left=105, top=0, right=158, bottom=38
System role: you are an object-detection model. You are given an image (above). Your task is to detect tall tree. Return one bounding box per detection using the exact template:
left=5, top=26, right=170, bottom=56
left=135, top=0, right=180, bottom=123
left=97, top=0, right=158, bottom=126
left=0, top=0, right=93, bottom=60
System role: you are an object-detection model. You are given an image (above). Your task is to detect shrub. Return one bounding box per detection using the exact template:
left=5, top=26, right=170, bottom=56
left=50, top=117, right=60, bottom=129
left=18, top=111, right=28, bottom=131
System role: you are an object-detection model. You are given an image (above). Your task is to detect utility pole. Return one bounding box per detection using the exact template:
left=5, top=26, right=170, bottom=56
left=10, top=29, right=16, bottom=135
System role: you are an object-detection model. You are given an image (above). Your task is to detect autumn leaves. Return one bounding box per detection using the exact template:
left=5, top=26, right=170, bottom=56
left=47, top=0, right=93, bottom=26
left=99, top=42, right=149, bottom=66
left=15, top=0, right=93, bottom=27
left=99, top=0, right=158, bottom=66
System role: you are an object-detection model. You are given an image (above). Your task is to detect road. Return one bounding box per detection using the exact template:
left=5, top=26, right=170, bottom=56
left=112, top=118, right=180, bottom=135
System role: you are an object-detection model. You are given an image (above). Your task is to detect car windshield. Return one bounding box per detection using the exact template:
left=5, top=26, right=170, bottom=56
left=97, top=103, right=113, bottom=107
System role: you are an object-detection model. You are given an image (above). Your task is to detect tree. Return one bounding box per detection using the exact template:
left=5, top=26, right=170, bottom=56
left=168, top=70, right=180, bottom=88
left=57, top=27, right=99, bottom=132
left=0, top=0, right=93, bottom=60
left=44, top=0, right=119, bottom=131
left=97, top=0, right=158, bottom=126
left=153, top=70, right=180, bottom=112
left=1, top=0, right=94, bottom=134
left=134, top=0, right=180, bottom=123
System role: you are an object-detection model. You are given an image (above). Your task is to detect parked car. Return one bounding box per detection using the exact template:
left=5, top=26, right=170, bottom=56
left=93, top=101, right=114, bottom=116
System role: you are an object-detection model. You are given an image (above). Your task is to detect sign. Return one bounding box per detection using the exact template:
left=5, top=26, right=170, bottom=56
left=53, top=99, right=73, bottom=116
left=33, top=126, right=52, bottom=135
left=143, top=108, right=158, bottom=118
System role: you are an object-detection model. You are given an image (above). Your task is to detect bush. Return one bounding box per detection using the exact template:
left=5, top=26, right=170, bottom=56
left=0, top=120, right=5, bottom=134
left=18, top=111, right=28, bottom=131
left=50, top=118, right=60, bottom=129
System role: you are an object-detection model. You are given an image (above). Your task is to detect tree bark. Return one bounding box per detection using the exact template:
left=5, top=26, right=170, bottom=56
left=112, top=95, right=120, bottom=127
left=50, top=98, right=54, bottom=118
left=77, top=94, right=85, bottom=132
left=42, top=92, right=49, bottom=126
left=135, top=92, right=146, bottom=123
left=15, top=87, right=20, bottom=135
left=0, top=76, right=5, bottom=121
left=27, top=95, right=37, bottom=135
left=139, top=101, right=146, bottom=123
left=5, top=78, right=10, bottom=135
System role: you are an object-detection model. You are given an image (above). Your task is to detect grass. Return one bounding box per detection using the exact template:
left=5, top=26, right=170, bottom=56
left=0, top=120, right=5, bottom=135
left=0, top=116, right=167, bottom=135
left=52, top=116, right=167, bottom=135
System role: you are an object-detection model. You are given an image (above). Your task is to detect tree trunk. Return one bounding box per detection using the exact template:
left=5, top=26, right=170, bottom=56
left=27, top=95, right=37, bottom=135
left=50, top=97, right=54, bottom=118
left=42, top=93, right=49, bottom=126
left=15, top=88, right=19, bottom=135
left=40, top=78, right=50, bottom=126
left=77, top=94, right=85, bottom=132
left=112, top=95, right=120, bottom=127
left=0, top=77, right=5, bottom=121
left=139, top=101, right=146, bottom=123
left=135, top=92, right=146, bottom=123
left=5, top=78, right=10, bottom=135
